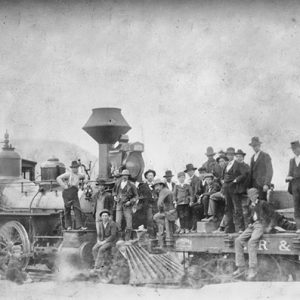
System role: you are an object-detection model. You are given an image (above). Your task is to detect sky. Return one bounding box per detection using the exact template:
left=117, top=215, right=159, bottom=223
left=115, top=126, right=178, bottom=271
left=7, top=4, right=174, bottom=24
left=0, top=0, right=300, bottom=188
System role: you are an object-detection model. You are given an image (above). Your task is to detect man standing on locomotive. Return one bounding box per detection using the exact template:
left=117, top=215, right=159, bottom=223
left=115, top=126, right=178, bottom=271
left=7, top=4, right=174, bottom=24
left=286, top=140, right=300, bottom=233
left=249, top=137, right=273, bottom=200
left=234, top=188, right=276, bottom=280
left=113, top=169, right=138, bottom=241
left=57, top=161, right=87, bottom=230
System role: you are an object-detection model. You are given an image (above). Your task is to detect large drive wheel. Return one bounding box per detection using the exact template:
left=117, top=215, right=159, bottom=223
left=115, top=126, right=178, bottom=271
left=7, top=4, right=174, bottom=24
left=0, top=221, right=31, bottom=269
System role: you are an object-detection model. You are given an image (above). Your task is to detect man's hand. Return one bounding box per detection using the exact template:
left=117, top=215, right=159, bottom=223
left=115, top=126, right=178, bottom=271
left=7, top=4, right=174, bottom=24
left=263, top=185, right=269, bottom=192
left=248, top=224, right=254, bottom=229
left=233, top=179, right=237, bottom=183
left=125, top=201, right=131, bottom=207
left=286, top=176, right=294, bottom=182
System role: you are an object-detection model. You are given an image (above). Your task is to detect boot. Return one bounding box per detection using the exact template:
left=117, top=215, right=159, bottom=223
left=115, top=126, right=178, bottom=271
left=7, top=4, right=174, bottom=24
left=233, top=267, right=246, bottom=279
left=125, top=229, right=132, bottom=241
left=246, top=268, right=257, bottom=281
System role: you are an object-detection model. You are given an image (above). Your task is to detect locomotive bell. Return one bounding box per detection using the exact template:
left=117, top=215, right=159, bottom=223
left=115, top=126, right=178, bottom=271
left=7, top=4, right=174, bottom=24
left=82, top=108, right=131, bottom=145
left=83, top=108, right=131, bottom=179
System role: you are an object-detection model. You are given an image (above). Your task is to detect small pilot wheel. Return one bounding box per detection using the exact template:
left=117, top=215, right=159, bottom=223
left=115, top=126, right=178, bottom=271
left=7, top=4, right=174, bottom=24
left=257, top=255, right=283, bottom=281
left=0, top=221, right=31, bottom=269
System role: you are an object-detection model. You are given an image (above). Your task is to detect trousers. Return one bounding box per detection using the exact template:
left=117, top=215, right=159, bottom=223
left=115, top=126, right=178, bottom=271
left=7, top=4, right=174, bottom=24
left=116, top=204, right=133, bottom=230
left=292, top=186, right=300, bottom=229
left=153, top=212, right=174, bottom=245
left=177, top=204, right=189, bottom=229
left=92, top=242, right=114, bottom=269
left=62, top=186, right=83, bottom=229
left=235, top=222, right=264, bottom=269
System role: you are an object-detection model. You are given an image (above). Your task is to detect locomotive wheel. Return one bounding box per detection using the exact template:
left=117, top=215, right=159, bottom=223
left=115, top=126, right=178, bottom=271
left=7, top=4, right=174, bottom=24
left=0, top=221, right=31, bottom=269
left=257, top=255, right=284, bottom=281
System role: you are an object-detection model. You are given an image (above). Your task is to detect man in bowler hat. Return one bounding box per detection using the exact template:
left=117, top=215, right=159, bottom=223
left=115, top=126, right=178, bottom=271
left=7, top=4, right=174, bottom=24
left=249, top=137, right=273, bottom=200
left=201, top=147, right=222, bottom=180
left=286, top=141, right=300, bottom=233
left=163, top=170, right=176, bottom=192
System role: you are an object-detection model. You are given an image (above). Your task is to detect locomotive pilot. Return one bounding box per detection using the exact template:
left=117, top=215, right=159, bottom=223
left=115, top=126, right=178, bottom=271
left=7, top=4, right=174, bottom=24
left=234, top=188, right=276, bottom=280
left=57, top=160, right=87, bottom=230
left=113, top=169, right=138, bottom=241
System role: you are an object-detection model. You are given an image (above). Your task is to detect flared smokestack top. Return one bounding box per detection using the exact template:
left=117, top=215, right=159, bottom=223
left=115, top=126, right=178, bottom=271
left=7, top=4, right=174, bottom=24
left=82, top=107, right=131, bottom=144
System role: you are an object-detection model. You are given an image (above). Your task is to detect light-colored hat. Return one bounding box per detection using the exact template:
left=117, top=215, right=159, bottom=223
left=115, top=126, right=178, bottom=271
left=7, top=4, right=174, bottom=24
left=152, top=178, right=166, bottom=187
left=121, top=169, right=130, bottom=176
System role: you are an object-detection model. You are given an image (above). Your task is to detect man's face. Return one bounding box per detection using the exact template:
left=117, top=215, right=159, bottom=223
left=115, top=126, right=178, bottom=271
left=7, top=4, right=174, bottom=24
left=154, top=184, right=162, bottom=192
left=13, top=249, right=22, bottom=258
left=226, top=153, right=234, bottom=161
left=207, top=155, right=214, bottom=160
left=71, top=167, right=79, bottom=174
left=235, top=154, right=244, bottom=163
left=187, top=170, right=195, bottom=177
left=99, top=184, right=105, bottom=192
left=178, top=176, right=185, bottom=184
left=248, top=191, right=259, bottom=203
left=205, top=177, right=213, bottom=185
left=101, top=213, right=109, bottom=222
left=252, top=144, right=261, bottom=153
left=218, top=158, right=227, bottom=168
left=292, top=147, right=300, bottom=156
left=165, top=176, right=172, bottom=183
left=199, top=171, right=206, bottom=180
left=146, top=173, right=154, bottom=183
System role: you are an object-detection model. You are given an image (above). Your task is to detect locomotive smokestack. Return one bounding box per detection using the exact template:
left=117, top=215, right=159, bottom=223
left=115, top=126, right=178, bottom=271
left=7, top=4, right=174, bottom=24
left=82, top=108, right=131, bottom=179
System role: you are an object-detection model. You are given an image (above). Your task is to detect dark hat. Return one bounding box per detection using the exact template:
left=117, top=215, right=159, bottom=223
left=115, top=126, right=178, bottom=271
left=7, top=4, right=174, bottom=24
left=163, top=170, right=174, bottom=178
left=235, top=149, right=246, bottom=156
left=144, top=169, right=156, bottom=179
left=99, top=209, right=111, bottom=217
left=291, top=141, right=300, bottom=149
left=177, top=171, right=185, bottom=178
left=70, top=161, right=80, bottom=168
left=203, top=173, right=214, bottom=179
left=198, top=167, right=207, bottom=173
left=249, top=137, right=262, bottom=146
left=152, top=178, right=166, bottom=187
left=205, top=146, right=216, bottom=156
left=216, top=155, right=229, bottom=163
left=226, top=147, right=235, bottom=155
left=184, top=164, right=197, bottom=173
left=218, top=150, right=226, bottom=156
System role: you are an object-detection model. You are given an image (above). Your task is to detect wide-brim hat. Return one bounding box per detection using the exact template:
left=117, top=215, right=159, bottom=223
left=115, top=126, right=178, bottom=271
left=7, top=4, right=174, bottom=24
left=121, top=169, right=130, bottom=176
left=163, top=170, right=174, bottom=178
left=235, top=149, right=246, bottom=156
left=198, top=167, right=207, bottom=173
left=203, top=173, right=214, bottom=179
left=99, top=209, right=111, bottom=217
left=249, top=136, right=262, bottom=146
left=152, top=178, right=166, bottom=188
left=216, top=155, right=229, bottom=163
left=144, top=169, right=156, bottom=179
left=70, top=160, right=80, bottom=168
left=205, top=146, right=216, bottom=156
left=291, top=141, right=300, bottom=149
left=184, top=164, right=197, bottom=173
left=226, top=147, right=235, bottom=155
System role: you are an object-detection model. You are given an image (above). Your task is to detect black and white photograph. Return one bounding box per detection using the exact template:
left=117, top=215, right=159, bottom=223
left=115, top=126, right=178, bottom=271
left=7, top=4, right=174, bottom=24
left=0, top=0, right=300, bottom=299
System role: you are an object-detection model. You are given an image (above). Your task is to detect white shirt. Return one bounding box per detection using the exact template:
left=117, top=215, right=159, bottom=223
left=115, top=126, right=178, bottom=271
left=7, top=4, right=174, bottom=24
left=254, top=151, right=261, bottom=162
left=295, top=155, right=300, bottom=167
left=103, top=222, right=108, bottom=229
left=166, top=181, right=173, bottom=191
left=226, top=160, right=235, bottom=172
left=120, top=180, right=127, bottom=189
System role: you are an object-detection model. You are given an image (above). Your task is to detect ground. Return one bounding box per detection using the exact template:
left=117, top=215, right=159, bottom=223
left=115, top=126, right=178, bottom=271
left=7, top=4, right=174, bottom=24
left=1, top=281, right=300, bottom=300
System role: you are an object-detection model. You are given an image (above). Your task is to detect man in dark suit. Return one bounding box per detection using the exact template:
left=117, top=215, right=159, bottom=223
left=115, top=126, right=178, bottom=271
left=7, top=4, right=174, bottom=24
left=92, top=209, right=118, bottom=270
left=249, top=137, right=273, bottom=200
left=113, top=169, right=138, bottom=241
left=286, top=140, right=300, bottom=233
left=222, top=148, right=249, bottom=233
left=163, top=170, right=176, bottom=192
left=137, top=169, right=156, bottom=238
left=201, top=147, right=223, bottom=180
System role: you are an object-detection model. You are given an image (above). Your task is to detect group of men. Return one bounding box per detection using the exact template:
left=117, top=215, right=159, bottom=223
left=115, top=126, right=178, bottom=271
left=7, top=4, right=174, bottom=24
left=56, top=136, right=300, bottom=280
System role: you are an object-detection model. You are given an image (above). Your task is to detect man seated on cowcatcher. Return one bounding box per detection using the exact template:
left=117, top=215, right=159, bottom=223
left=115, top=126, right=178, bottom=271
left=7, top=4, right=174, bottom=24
left=92, top=209, right=118, bottom=274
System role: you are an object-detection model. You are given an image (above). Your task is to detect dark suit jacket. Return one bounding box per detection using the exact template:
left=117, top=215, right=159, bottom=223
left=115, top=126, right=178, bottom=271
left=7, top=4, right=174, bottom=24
left=223, top=160, right=249, bottom=194
left=189, top=175, right=202, bottom=202
left=113, top=180, right=138, bottom=205
left=202, top=159, right=223, bottom=179
left=98, top=220, right=118, bottom=243
left=165, top=181, right=176, bottom=192
left=138, top=182, right=155, bottom=206
left=202, top=181, right=221, bottom=198
left=287, top=158, right=300, bottom=194
left=157, top=187, right=175, bottom=212
left=250, top=151, right=273, bottom=188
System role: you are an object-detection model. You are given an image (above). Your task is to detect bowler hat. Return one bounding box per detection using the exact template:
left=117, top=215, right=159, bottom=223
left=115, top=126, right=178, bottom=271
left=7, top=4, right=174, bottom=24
left=235, top=149, right=246, bottom=156
left=205, top=146, right=216, bottom=156
left=226, top=147, right=235, bottom=155
left=70, top=161, right=80, bottom=168
left=203, top=173, right=214, bottom=179
left=144, top=169, right=156, bottom=179
left=184, top=164, right=197, bottom=173
left=249, top=137, right=262, bottom=146
left=177, top=171, right=185, bottom=178
left=291, top=141, right=300, bottom=149
left=121, top=169, right=130, bottom=176
left=198, top=167, right=207, bottom=173
left=216, top=155, right=229, bottom=163
left=152, top=178, right=166, bottom=187
left=163, top=170, right=174, bottom=178
left=99, top=209, right=111, bottom=217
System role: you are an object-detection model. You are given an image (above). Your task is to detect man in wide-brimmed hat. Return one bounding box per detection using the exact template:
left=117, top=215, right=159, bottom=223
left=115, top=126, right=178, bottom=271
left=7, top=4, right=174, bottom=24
left=163, top=170, right=176, bottom=192
left=57, top=160, right=87, bottom=231
left=113, top=169, right=138, bottom=241
left=201, top=147, right=222, bottom=180
left=91, top=209, right=118, bottom=273
left=153, top=178, right=177, bottom=247
left=137, top=169, right=157, bottom=238
left=248, top=137, right=273, bottom=200
left=92, top=178, right=114, bottom=236
left=286, top=140, right=300, bottom=233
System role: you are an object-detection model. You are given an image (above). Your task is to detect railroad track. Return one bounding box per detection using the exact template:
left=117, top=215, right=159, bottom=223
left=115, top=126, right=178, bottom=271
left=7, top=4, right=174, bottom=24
left=26, top=267, right=55, bottom=282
